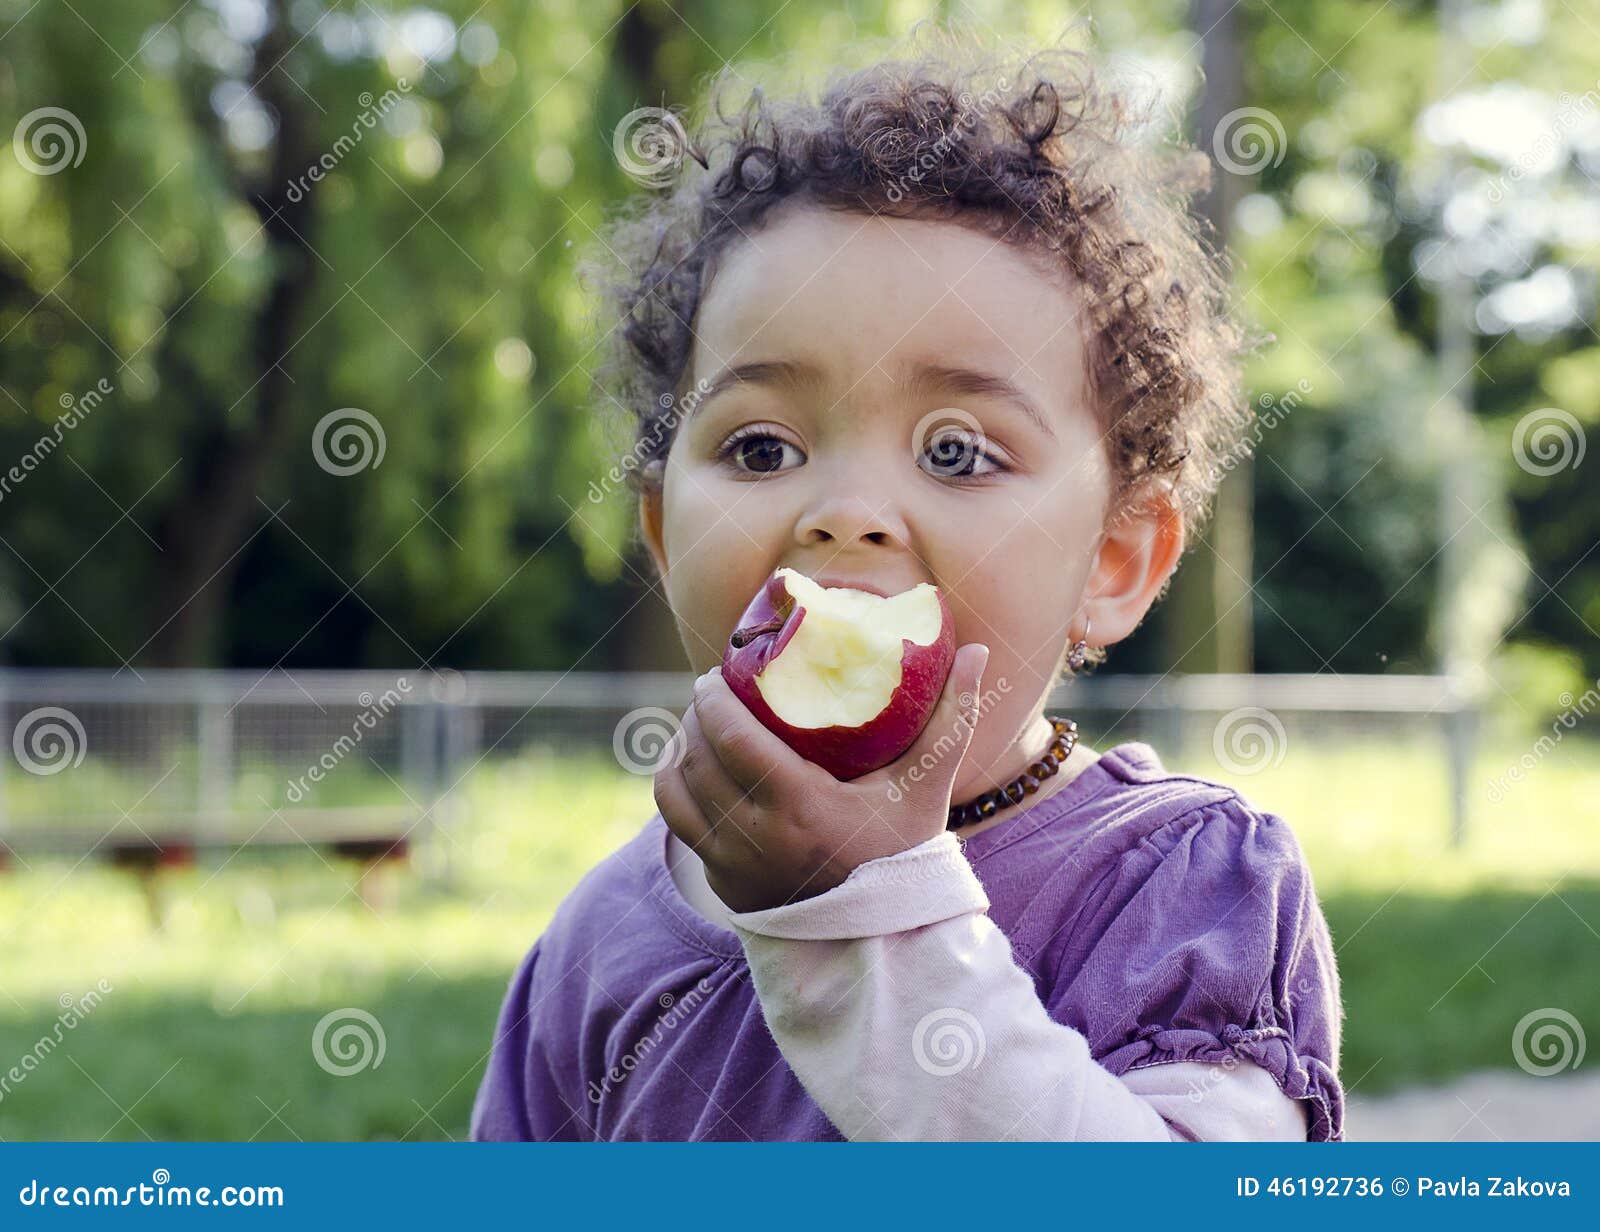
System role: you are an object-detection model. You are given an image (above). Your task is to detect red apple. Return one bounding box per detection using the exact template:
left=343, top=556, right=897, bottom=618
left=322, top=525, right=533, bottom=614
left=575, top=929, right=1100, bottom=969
left=720, top=567, right=957, bottom=780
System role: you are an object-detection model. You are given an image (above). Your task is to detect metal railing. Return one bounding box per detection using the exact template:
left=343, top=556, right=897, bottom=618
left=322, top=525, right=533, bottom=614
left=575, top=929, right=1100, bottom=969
left=0, top=668, right=1480, bottom=864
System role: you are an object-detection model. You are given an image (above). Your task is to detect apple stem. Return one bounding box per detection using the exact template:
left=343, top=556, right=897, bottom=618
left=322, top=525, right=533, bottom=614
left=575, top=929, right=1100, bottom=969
left=729, top=618, right=786, bottom=649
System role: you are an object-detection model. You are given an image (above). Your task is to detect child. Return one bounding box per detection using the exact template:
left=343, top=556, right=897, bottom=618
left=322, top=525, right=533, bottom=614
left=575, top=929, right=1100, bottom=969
left=471, top=26, right=1343, bottom=1142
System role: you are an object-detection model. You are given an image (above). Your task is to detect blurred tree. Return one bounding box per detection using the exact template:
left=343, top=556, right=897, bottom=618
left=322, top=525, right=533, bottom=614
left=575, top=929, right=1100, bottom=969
left=1163, top=0, right=1253, bottom=676
left=1, top=0, right=640, bottom=668
left=0, top=0, right=1593, bottom=698
left=1102, top=0, right=1595, bottom=698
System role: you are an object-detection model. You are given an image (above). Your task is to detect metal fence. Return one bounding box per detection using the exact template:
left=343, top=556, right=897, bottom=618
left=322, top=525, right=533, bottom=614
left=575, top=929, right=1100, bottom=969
left=0, top=668, right=1480, bottom=867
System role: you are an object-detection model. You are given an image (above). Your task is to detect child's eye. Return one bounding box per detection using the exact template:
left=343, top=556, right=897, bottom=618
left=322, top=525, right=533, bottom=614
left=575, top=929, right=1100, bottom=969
left=716, top=427, right=805, bottom=476
left=919, top=429, right=1007, bottom=481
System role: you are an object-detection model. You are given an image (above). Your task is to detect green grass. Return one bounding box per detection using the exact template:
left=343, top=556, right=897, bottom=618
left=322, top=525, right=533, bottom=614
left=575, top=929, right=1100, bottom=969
left=1, top=734, right=1596, bottom=1140
left=0, top=749, right=646, bottom=1142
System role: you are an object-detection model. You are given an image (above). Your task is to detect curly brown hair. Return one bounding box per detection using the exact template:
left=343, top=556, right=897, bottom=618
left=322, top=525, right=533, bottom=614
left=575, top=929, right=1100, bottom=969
left=580, top=23, right=1257, bottom=544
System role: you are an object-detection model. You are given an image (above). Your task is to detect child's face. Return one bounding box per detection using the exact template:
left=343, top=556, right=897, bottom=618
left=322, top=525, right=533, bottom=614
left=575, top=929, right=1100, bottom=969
left=641, top=204, right=1181, bottom=784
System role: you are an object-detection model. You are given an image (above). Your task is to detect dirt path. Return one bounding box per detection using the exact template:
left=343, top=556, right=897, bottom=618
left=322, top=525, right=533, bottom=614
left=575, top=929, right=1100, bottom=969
left=1346, top=1069, right=1600, bottom=1140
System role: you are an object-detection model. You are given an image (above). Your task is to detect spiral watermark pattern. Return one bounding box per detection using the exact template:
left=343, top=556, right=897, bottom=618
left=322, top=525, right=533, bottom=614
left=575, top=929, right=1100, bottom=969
left=1512, top=407, right=1586, bottom=476
left=13, top=707, right=87, bottom=775
left=613, top=108, right=688, bottom=187
left=312, top=408, right=387, bottom=476
left=912, top=407, right=990, bottom=478
left=912, top=1007, right=986, bottom=1076
left=1511, top=1007, right=1586, bottom=1076
left=311, top=1007, right=387, bottom=1076
left=613, top=707, right=687, bottom=775
left=1212, top=107, right=1286, bottom=176
left=12, top=107, right=87, bottom=174
left=1212, top=706, right=1287, bottom=776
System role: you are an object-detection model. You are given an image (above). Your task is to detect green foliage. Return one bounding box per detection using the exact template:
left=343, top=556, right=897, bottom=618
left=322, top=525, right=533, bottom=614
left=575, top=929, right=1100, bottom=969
left=1, top=0, right=1595, bottom=687
left=2, top=736, right=1597, bottom=1139
left=1, top=0, right=641, bottom=668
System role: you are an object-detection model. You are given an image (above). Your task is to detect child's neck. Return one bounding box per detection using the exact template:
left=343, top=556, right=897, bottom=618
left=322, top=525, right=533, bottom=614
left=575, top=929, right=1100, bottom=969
left=952, top=717, right=1099, bottom=842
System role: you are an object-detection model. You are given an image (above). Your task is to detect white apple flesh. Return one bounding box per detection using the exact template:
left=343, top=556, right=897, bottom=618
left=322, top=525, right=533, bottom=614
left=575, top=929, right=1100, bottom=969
left=720, top=567, right=957, bottom=780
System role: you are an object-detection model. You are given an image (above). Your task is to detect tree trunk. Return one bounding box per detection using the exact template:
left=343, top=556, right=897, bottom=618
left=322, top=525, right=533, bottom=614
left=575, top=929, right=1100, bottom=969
left=1167, top=0, right=1254, bottom=675
left=146, top=0, right=318, bottom=666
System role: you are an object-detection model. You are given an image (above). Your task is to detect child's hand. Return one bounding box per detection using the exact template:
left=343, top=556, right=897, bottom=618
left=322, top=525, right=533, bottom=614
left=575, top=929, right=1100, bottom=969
left=654, top=643, right=991, bottom=914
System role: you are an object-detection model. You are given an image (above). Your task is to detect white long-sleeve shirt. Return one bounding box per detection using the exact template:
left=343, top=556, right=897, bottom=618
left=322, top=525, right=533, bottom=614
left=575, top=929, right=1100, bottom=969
left=666, top=827, right=1308, bottom=1141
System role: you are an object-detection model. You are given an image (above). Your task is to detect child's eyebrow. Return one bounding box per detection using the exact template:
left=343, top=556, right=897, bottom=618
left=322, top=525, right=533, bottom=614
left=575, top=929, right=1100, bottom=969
left=698, top=359, right=824, bottom=412
left=696, top=357, right=1056, bottom=442
left=901, top=361, right=1057, bottom=442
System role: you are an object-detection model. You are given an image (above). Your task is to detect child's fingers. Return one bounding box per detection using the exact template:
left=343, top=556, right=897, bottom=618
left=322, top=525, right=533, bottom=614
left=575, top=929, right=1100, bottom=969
left=677, top=703, right=765, bottom=828
left=691, top=669, right=806, bottom=806
left=653, top=751, right=715, bottom=851
left=877, top=642, right=990, bottom=797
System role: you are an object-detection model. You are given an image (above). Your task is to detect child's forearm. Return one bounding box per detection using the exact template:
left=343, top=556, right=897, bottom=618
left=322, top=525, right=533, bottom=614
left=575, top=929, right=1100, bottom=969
left=723, top=832, right=1305, bottom=1142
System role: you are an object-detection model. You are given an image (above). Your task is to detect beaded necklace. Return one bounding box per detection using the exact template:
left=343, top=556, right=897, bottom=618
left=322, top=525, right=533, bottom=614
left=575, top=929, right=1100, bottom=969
left=946, top=715, right=1080, bottom=831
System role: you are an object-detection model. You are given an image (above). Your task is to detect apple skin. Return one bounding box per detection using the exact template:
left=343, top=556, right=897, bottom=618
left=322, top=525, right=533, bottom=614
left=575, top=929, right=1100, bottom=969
left=720, top=570, right=957, bottom=781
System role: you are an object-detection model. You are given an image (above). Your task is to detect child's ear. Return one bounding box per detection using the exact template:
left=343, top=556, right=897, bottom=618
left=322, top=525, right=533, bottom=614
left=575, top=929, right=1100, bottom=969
left=1081, top=492, right=1185, bottom=647
left=638, top=465, right=669, bottom=581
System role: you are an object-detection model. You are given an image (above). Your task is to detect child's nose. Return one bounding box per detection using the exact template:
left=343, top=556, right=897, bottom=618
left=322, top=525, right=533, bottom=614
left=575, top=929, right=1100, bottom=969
left=795, top=491, right=909, bottom=549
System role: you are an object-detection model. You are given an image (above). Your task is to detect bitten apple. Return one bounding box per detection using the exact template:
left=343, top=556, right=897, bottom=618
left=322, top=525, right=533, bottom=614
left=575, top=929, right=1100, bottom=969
left=720, top=567, right=957, bottom=780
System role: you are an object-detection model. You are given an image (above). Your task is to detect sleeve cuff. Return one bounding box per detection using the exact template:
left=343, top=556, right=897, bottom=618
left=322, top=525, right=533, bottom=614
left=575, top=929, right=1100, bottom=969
left=722, top=830, right=989, bottom=940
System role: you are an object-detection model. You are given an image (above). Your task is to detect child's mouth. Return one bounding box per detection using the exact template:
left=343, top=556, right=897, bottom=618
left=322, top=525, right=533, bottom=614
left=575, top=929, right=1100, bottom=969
left=720, top=567, right=957, bottom=780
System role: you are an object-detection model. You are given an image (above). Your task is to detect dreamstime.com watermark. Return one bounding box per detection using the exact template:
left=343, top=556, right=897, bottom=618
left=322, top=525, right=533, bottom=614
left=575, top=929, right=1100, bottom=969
left=1205, top=379, right=1313, bottom=487
left=0, top=378, right=113, bottom=505
left=17, top=1169, right=283, bottom=1209
left=884, top=77, right=1011, bottom=204
left=284, top=679, right=411, bottom=803
left=0, top=980, right=113, bottom=1105
left=1486, top=675, right=1600, bottom=803
left=587, top=378, right=712, bottom=503
left=1485, top=78, right=1599, bottom=205
left=1259, top=972, right=1329, bottom=1026
left=588, top=978, right=714, bottom=1103
left=884, top=674, right=1013, bottom=805
left=1208, top=982, right=1326, bottom=1104
left=285, top=79, right=412, bottom=202
left=1183, top=1048, right=1241, bottom=1103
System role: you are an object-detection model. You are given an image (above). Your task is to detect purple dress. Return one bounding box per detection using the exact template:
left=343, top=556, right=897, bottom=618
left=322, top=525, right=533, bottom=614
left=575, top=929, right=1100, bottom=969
left=470, top=741, right=1345, bottom=1141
